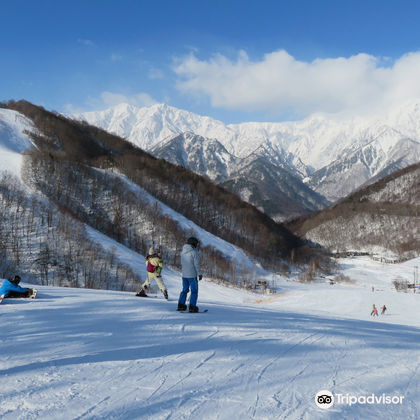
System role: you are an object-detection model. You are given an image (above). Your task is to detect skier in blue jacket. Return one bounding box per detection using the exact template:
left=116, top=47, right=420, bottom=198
left=177, top=237, right=203, bottom=313
left=0, top=276, right=33, bottom=298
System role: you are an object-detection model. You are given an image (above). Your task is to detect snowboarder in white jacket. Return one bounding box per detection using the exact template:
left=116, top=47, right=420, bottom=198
left=177, top=237, right=203, bottom=313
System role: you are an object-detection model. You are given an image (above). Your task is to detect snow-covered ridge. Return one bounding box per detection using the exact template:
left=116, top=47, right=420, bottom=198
left=79, top=101, right=420, bottom=171
left=79, top=101, right=420, bottom=204
left=99, top=168, right=263, bottom=272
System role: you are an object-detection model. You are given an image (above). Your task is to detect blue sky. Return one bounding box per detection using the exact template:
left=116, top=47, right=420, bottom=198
left=2, top=0, right=420, bottom=123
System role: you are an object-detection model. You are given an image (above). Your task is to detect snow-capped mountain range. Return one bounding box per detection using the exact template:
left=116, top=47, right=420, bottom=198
left=79, top=102, right=420, bottom=219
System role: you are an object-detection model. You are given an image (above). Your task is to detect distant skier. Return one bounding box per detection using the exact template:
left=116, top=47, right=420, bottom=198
left=371, top=304, right=379, bottom=316
left=177, top=237, right=203, bottom=313
left=136, top=247, right=168, bottom=299
left=381, top=305, right=387, bottom=315
left=0, top=276, right=33, bottom=298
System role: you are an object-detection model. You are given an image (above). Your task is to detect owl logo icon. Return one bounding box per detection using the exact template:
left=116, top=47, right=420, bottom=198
left=315, top=390, right=334, bottom=409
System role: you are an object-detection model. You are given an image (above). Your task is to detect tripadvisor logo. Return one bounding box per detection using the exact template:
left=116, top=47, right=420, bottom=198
left=315, top=390, right=405, bottom=409
left=315, top=390, right=334, bottom=409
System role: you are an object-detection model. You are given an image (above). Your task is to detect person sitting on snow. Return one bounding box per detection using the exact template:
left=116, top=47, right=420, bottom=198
left=0, top=275, right=33, bottom=298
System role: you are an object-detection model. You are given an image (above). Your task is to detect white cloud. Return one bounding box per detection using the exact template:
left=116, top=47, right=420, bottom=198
left=148, top=68, right=165, bottom=80
left=65, top=92, right=159, bottom=115
left=173, top=49, right=420, bottom=117
left=110, top=54, right=123, bottom=62
left=100, top=91, right=158, bottom=108
left=64, top=103, right=85, bottom=114
left=77, top=38, right=95, bottom=47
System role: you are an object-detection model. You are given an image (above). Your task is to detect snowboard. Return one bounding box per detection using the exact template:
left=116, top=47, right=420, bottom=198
left=179, top=309, right=208, bottom=313
left=0, top=290, right=36, bottom=302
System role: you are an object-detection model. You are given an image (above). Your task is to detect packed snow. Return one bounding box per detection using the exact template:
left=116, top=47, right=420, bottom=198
left=0, top=108, right=35, bottom=177
left=1, top=251, right=419, bottom=419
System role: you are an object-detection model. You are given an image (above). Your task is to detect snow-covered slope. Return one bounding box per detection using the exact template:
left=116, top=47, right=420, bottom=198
left=81, top=103, right=238, bottom=153
left=96, top=169, right=261, bottom=273
left=0, top=108, right=35, bottom=177
left=80, top=101, right=420, bottom=205
left=307, top=136, right=420, bottom=201
left=150, top=132, right=238, bottom=181
left=1, top=254, right=419, bottom=419
left=151, top=133, right=329, bottom=219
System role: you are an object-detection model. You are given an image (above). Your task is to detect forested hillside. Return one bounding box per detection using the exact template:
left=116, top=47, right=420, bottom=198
left=0, top=172, right=141, bottom=289
left=287, top=162, right=420, bottom=260
left=0, top=100, right=307, bottom=290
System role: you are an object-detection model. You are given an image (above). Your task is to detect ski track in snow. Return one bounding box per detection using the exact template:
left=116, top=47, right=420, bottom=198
left=1, top=256, right=419, bottom=420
